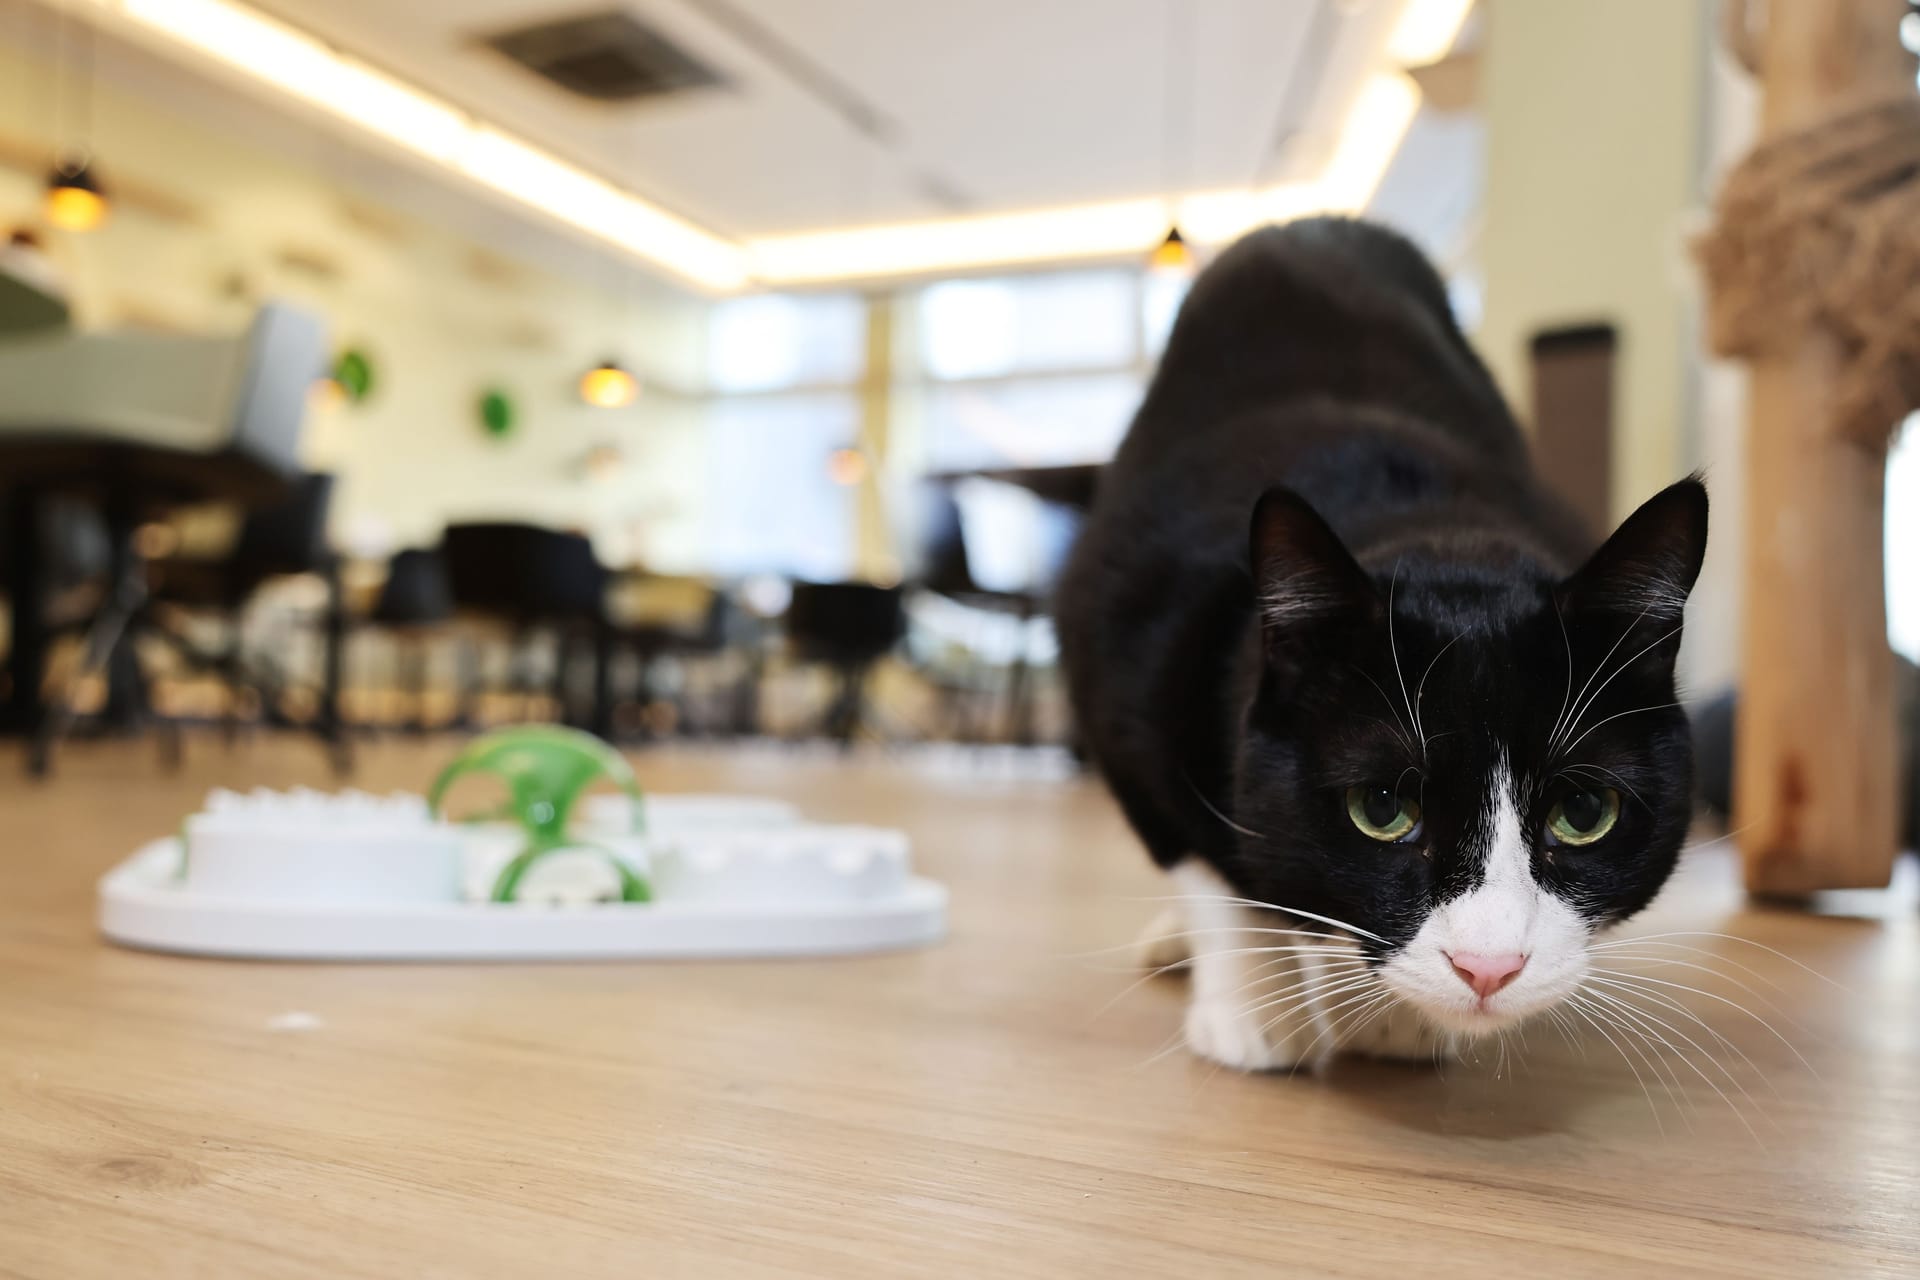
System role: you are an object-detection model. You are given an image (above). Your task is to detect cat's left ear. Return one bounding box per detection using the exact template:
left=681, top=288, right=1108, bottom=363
left=1558, top=477, right=1709, bottom=622
left=1249, top=487, right=1378, bottom=643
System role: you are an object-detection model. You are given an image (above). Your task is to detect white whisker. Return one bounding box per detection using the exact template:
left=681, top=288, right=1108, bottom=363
left=1556, top=622, right=1685, bottom=758
left=1543, top=1005, right=1587, bottom=1060
left=1560, top=699, right=1683, bottom=757
left=1570, top=995, right=1696, bottom=1131
left=1134, top=893, right=1393, bottom=945
left=1282, top=983, right=1390, bottom=1070
left=1577, top=988, right=1763, bottom=1143
left=1551, top=607, right=1652, bottom=752
left=1411, top=628, right=1466, bottom=755
left=1353, top=667, right=1421, bottom=758
left=1184, top=772, right=1268, bottom=840
left=1592, top=957, right=1810, bottom=1034
left=1387, top=561, right=1422, bottom=764
left=1591, top=930, right=1847, bottom=991
left=1589, top=971, right=1818, bottom=1077
left=1585, top=975, right=1780, bottom=1099
left=1082, top=948, right=1366, bottom=1024
left=1549, top=592, right=1575, bottom=754
left=1560, top=762, right=1648, bottom=812
left=1591, top=943, right=1795, bottom=1001
left=1563, top=997, right=1670, bottom=1134
left=1068, top=923, right=1360, bottom=962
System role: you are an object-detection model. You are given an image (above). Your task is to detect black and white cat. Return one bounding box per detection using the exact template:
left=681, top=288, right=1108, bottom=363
left=1057, top=218, right=1707, bottom=1071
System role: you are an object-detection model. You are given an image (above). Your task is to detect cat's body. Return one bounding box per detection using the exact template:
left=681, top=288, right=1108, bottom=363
left=1057, top=219, right=1706, bottom=1070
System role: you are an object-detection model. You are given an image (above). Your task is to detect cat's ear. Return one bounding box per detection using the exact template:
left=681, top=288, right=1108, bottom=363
left=1558, top=477, right=1709, bottom=622
left=1249, top=488, right=1377, bottom=641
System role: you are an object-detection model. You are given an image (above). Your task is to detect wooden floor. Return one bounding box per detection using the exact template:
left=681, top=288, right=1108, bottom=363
left=2, top=736, right=1916, bottom=1278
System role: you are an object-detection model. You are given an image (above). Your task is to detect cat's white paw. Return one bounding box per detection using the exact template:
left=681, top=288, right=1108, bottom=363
left=1184, top=997, right=1305, bottom=1072
left=1135, top=906, right=1190, bottom=971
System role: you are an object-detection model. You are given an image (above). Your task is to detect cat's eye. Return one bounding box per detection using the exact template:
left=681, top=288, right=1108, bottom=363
left=1345, top=786, right=1422, bottom=843
left=1546, top=787, right=1621, bottom=846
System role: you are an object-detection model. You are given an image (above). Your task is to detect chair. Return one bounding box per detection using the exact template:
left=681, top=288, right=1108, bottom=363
left=439, top=523, right=612, bottom=734
left=0, top=304, right=326, bottom=773
left=146, top=473, right=348, bottom=768
left=364, top=548, right=456, bottom=732
left=784, top=581, right=905, bottom=746
left=606, top=571, right=741, bottom=736
left=911, top=479, right=1080, bottom=745
left=130, top=475, right=343, bottom=759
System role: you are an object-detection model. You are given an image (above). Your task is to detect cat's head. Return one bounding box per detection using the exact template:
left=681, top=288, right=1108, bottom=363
left=1232, top=479, right=1708, bottom=1036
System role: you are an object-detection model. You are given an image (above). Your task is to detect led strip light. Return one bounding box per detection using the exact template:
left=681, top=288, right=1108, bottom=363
left=65, top=0, right=1473, bottom=291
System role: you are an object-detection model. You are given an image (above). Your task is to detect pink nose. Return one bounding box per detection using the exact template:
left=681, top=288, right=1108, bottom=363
left=1447, top=952, right=1528, bottom=1000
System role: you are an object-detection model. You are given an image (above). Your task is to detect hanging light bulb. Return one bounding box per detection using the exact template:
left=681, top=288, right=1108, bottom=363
left=1148, top=226, right=1196, bottom=279
left=309, top=375, right=347, bottom=412
left=44, top=156, right=110, bottom=232
left=579, top=360, right=639, bottom=408
left=826, top=447, right=869, bottom=487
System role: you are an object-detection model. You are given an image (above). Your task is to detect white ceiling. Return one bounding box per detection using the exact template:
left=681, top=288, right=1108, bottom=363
left=2, top=0, right=1479, bottom=293
left=243, top=0, right=1394, bottom=238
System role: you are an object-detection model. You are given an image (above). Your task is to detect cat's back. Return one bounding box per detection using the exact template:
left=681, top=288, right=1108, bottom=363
left=1124, top=217, right=1519, bottom=470
left=1065, top=219, right=1536, bottom=622
left=1055, top=219, right=1554, bottom=865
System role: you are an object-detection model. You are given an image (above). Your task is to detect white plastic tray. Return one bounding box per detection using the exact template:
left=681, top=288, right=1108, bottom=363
left=98, top=840, right=948, bottom=961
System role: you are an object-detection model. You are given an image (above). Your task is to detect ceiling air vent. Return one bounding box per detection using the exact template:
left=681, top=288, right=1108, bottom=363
left=482, top=10, right=723, bottom=103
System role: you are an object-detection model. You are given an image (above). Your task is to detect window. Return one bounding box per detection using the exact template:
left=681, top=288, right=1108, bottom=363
left=708, top=293, right=865, bottom=394
left=909, top=268, right=1173, bottom=473
left=1887, top=413, right=1920, bottom=662
left=918, top=271, right=1140, bottom=380
left=704, top=394, right=859, bottom=582
left=950, top=478, right=1081, bottom=595
left=921, top=374, right=1142, bottom=472
left=1141, top=271, right=1191, bottom=358
left=703, top=293, right=866, bottom=578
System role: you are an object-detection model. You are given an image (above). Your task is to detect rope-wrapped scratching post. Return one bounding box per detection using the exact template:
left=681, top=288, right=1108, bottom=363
left=1704, top=0, right=1916, bottom=898
left=1695, top=92, right=1920, bottom=449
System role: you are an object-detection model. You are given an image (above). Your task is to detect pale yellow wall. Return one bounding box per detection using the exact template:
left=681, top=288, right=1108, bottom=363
left=0, top=41, right=712, bottom=572
left=1478, top=0, right=1709, bottom=523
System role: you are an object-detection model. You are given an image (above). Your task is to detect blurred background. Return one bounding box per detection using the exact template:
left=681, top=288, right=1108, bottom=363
left=0, top=0, right=1913, bottom=794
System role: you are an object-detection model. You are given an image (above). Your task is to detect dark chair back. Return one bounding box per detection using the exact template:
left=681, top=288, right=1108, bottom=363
left=372, top=548, right=454, bottom=626
left=919, top=479, right=1081, bottom=602
left=785, top=581, right=905, bottom=668
left=231, top=472, right=335, bottom=581
left=440, top=522, right=606, bottom=623
left=916, top=483, right=977, bottom=597
left=35, top=496, right=110, bottom=593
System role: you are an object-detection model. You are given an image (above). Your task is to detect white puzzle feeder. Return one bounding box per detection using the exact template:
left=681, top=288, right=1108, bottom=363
left=97, top=726, right=946, bottom=961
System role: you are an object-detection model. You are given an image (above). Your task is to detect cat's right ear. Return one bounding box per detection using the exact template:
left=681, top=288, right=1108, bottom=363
left=1249, top=488, right=1378, bottom=648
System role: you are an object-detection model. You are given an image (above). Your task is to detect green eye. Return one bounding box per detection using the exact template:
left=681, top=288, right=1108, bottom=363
left=1345, top=786, right=1422, bottom=843
left=1547, top=787, right=1621, bottom=846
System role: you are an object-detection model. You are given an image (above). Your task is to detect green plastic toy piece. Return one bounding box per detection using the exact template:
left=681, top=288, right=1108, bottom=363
left=427, top=725, right=650, bottom=904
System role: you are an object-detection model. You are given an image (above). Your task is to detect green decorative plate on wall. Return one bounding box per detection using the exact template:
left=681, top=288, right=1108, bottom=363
left=333, top=348, right=375, bottom=404
left=479, top=387, right=517, bottom=440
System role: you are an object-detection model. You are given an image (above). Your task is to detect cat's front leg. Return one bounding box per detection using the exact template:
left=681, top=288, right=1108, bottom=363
left=1172, top=862, right=1328, bottom=1073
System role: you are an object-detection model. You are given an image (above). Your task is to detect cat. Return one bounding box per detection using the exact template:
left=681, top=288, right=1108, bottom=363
left=1056, top=218, right=1707, bottom=1071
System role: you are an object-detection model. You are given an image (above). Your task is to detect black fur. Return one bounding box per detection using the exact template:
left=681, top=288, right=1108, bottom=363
left=1057, top=218, right=1706, bottom=956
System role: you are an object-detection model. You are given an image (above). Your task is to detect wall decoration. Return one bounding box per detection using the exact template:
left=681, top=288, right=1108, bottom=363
left=579, top=442, right=626, bottom=483
left=479, top=388, right=516, bottom=440
left=333, top=348, right=375, bottom=403
left=826, top=446, right=869, bottom=486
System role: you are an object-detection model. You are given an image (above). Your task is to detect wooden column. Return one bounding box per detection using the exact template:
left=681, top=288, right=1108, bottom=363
left=853, top=293, right=898, bottom=584
left=1734, top=0, right=1916, bottom=895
